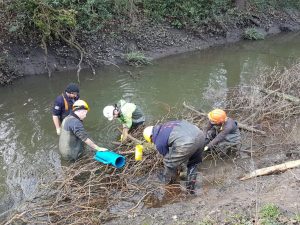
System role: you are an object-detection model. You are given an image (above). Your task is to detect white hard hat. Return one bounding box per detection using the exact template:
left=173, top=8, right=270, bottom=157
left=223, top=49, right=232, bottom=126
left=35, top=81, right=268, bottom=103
left=103, top=105, right=115, bottom=121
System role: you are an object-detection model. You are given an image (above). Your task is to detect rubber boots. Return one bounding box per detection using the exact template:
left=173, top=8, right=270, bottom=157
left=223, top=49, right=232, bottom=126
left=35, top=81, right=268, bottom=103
left=158, top=167, right=177, bottom=184
left=186, top=164, right=198, bottom=194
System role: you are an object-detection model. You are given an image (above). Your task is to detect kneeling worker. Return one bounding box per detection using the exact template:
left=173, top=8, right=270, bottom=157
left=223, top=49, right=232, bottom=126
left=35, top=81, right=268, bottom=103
left=143, top=120, right=205, bottom=194
left=204, top=109, right=241, bottom=155
left=103, top=99, right=145, bottom=142
left=59, top=100, right=107, bottom=161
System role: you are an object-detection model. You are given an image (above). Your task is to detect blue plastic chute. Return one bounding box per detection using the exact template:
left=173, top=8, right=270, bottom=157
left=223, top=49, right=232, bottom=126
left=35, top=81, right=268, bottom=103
left=94, top=151, right=126, bottom=169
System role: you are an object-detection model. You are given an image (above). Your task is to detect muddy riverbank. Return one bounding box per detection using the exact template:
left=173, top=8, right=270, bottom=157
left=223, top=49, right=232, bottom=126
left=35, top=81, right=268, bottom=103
left=2, top=62, right=300, bottom=224
left=0, top=8, right=300, bottom=85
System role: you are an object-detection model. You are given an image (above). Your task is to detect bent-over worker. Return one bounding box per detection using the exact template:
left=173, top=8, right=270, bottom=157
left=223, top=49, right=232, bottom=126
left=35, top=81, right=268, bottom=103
left=143, top=120, right=205, bottom=194
left=103, top=99, right=145, bottom=142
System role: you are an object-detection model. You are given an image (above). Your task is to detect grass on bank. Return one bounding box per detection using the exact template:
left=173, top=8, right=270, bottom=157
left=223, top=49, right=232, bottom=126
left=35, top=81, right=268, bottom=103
left=198, top=203, right=297, bottom=225
left=124, top=51, right=151, bottom=66
left=243, top=28, right=265, bottom=40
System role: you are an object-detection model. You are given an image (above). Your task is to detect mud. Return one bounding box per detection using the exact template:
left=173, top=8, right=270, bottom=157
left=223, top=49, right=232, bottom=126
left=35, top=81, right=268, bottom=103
left=106, top=147, right=300, bottom=224
left=1, top=9, right=300, bottom=85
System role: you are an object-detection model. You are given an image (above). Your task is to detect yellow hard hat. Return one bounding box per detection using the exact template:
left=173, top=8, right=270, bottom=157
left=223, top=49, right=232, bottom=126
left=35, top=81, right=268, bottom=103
left=143, top=126, right=153, bottom=143
left=208, top=109, right=227, bottom=124
left=73, top=100, right=90, bottom=111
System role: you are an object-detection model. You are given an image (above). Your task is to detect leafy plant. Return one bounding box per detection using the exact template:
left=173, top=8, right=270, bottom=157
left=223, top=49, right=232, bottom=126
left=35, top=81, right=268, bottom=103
left=259, top=203, right=281, bottom=225
left=124, top=51, right=151, bottom=66
left=243, top=28, right=265, bottom=40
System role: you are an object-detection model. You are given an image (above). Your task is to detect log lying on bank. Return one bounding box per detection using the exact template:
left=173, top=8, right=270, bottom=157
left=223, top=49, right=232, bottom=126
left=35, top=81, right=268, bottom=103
left=260, top=88, right=300, bottom=105
left=240, top=159, right=300, bottom=181
left=183, top=102, right=266, bottom=135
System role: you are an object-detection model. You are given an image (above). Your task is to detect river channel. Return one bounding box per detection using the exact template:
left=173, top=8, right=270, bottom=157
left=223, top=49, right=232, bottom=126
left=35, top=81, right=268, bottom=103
left=0, top=32, right=299, bottom=216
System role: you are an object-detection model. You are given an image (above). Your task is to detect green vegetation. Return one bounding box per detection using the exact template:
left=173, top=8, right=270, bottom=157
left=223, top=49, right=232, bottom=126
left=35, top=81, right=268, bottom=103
left=124, top=51, right=151, bottom=66
left=4, top=0, right=300, bottom=39
left=259, top=203, right=281, bottom=225
left=1, top=0, right=299, bottom=70
left=195, top=203, right=299, bottom=225
left=243, top=28, right=265, bottom=40
left=294, top=213, right=300, bottom=222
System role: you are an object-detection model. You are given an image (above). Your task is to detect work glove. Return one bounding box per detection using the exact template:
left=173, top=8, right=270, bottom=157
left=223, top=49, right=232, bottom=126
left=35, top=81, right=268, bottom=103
left=95, top=146, right=108, bottom=152
left=204, top=146, right=209, bottom=151
left=56, top=128, right=61, bottom=136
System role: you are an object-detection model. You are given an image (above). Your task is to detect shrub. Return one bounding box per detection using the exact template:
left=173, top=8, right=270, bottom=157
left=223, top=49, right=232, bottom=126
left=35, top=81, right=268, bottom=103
left=124, top=51, right=151, bottom=66
left=243, top=28, right=265, bottom=40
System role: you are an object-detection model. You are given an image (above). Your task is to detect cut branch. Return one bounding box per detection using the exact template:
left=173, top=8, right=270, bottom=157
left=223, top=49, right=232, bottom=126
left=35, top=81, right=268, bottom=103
left=240, top=159, right=300, bottom=181
left=260, top=88, right=300, bottom=105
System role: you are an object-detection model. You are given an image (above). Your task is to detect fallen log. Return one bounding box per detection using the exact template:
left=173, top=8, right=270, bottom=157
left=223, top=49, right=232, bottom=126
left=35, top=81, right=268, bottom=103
left=240, top=159, right=300, bottom=181
left=260, top=88, right=300, bottom=105
left=183, top=102, right=266, bottom=135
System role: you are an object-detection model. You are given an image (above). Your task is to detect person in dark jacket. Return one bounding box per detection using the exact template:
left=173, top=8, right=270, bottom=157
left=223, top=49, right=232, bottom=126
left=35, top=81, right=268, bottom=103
left=103, top=99, right=145, bottom=142
left=52, top=83, right=80, bottom=135
left=59, top=100, right=107, bottom=161
left=204, top=109, right=241, bottom=156
left=143, top=120, right=205, bottom=194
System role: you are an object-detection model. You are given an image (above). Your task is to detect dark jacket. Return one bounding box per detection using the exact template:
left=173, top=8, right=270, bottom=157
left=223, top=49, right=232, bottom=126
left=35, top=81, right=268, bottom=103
left=205, top=117, right=241, bottom=148
left=59, top=112, right=89, bottom=160
left=52, top=93, right=79, bottom=122
left=153, top=120, right=205, bottom=168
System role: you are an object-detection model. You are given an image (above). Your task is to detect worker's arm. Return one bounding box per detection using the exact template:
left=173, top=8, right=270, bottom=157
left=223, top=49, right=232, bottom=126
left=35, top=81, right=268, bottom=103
left=52, top=95, right=64, bottom=135
left=52, top=115, right=61, bottom=135
left=84, top=138, right=108, bottom=151
left=121, top=127, right=129, bottom=142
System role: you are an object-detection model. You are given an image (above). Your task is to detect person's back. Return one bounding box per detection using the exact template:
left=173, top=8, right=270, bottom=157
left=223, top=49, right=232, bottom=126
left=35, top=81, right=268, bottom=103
left=146, top=120, right=205, bottom=193
left=59, top=113, right=87, bottom=161
left=117, top=99, right=145, bottom=128
left=103, top=99, right=145, bottom=142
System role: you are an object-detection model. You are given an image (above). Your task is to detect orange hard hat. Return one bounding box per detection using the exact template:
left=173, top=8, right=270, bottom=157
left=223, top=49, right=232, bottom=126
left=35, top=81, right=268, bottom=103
left=208, top=109, right=227, bottom=124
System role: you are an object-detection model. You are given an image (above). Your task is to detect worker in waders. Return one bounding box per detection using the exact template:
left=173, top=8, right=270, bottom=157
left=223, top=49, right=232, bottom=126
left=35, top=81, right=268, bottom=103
left=52, top=83, right=80, bottom=135
left=143, top=120, right=205, bottom=194
left=204, top=109, right=241, bottom=156
left=103, top=99, right=145, bottom=142
left=59, top=100, right=107, bottom=161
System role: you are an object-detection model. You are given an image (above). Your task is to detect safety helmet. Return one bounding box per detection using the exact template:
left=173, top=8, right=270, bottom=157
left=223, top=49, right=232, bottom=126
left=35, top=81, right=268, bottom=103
left=103, top=105, right=115, bottom=121
left=143, top=126, right=154, bottom=143
left=208, top=109, right=227, bottom=124
left=73, top=100, right=89, bottom=111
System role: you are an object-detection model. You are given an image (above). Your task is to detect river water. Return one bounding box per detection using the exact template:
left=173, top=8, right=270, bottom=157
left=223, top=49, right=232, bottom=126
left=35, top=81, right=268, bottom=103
left=0, top=32, right=299, bottom=216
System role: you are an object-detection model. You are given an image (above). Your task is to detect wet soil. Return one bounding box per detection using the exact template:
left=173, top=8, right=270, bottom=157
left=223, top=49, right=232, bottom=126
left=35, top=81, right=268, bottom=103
left=106, top=145, right=300, bottom=224
left=0, top=9, right=300, bottom=85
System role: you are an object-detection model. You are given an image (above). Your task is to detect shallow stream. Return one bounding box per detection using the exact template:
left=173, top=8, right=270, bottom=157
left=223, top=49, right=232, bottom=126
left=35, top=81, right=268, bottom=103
left=0, top=32, right=300, bottom=216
